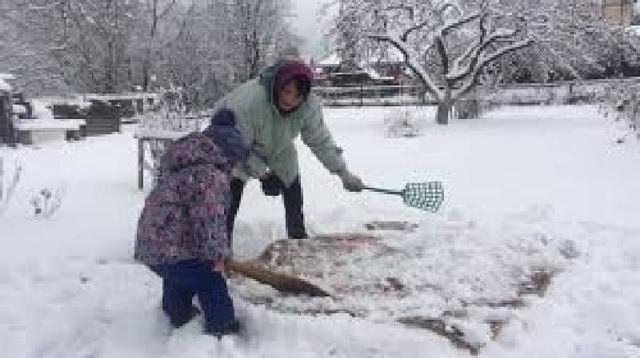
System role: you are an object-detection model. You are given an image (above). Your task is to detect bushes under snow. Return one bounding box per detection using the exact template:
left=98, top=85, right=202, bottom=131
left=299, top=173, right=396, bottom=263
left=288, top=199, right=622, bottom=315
left=600, top=82, right=640, bottom=141
left=384, top=108, right=423, bottom=137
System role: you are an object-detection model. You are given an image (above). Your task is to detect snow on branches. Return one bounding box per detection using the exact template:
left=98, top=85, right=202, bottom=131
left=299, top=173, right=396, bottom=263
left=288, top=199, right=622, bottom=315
left=332, top=0, right=623, bottom=124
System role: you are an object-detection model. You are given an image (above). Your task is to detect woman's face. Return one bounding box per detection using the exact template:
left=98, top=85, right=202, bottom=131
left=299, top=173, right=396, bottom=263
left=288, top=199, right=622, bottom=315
left=276, top=80, right=303, bottom=113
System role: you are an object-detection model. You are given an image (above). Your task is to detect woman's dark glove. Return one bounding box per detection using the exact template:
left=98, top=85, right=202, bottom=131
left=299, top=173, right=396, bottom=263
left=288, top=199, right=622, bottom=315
left=338, top=168, right=365, bottom=192
left=260, top=172, right=282, bottom=196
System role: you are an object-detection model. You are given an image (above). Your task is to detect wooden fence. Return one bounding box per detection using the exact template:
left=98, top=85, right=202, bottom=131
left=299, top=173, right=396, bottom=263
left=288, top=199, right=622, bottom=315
left=314, top=77, right=640, bottom=108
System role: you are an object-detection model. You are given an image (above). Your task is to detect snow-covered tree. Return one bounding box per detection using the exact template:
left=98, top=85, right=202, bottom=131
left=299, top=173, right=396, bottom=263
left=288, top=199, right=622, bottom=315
left=152, top=1, right=245, bottom=108
left=150, top=0, right=296, bottom=108
left=0, top=0, right=297, bottom=102
left=494, top=2, right=640, bottom=83
left=227, top=0, right=295, bottom=82
left=0, top=0, right=69, bottom=96
left=133, top=0, right=178, bottom=92
left=57, top=0, right=140, bottom=92
left=3, top=0, right=140, bottom=93
left=332, top=0, right=629, bottom=124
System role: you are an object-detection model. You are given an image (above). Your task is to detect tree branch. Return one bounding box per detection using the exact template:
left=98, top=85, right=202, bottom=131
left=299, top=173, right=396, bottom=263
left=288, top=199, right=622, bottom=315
left=368, top=33, right=441, bottom=100
left=447, top=28, right=522, bottom=82
left=440, top=11, right=481, bottom=35
left=455, top=38, right=533, bottom=99
left=435, top=36, right=449, bottom=76
left=401, top=19, right=431, bottom=42
left=158, top=0, right=177, bottom=19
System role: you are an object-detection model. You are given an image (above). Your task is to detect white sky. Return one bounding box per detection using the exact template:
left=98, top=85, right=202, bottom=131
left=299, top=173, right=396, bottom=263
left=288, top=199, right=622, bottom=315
left=289, top=0, right=332, bottom=60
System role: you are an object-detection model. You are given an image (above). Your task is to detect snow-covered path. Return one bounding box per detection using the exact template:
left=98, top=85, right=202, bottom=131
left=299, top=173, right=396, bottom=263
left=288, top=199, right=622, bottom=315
left=1, top=105, right=639, bottom=357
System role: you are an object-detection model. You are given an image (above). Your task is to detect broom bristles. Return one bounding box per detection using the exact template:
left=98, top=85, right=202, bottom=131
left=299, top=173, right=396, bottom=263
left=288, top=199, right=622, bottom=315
left=227, top=260, right=331, bottom=297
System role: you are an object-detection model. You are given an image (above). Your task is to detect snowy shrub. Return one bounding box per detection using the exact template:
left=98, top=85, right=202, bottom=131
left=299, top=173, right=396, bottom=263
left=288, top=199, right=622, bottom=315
left=0, top=157, right=22, bottom=216
left=140, top=88, right=203, bottom=133
left=30, top=187, right=65, bottom=219
left=137, top=87, right=206, bottom=187
left=384, top=108, right=423, bottom=138
left=143, top=139, right=170, bottom=187
left=599, top=82, right=640, bottom=142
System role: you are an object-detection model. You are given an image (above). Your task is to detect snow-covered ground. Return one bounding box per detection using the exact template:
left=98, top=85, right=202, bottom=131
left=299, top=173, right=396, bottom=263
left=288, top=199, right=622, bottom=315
left=0, top=105, right=639, bottom=357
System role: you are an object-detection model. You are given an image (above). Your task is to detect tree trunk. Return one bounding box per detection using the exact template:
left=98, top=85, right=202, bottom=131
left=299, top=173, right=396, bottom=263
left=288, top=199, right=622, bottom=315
left=142, top=58, right=150, bottom=91
left=436, top=89, right=452, bottom=125
left=436, top=101, right=451, bottom=125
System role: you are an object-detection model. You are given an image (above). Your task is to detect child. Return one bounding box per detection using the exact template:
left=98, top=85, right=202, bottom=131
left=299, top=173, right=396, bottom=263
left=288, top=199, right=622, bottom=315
left=134, top=109, right=248, bottom=337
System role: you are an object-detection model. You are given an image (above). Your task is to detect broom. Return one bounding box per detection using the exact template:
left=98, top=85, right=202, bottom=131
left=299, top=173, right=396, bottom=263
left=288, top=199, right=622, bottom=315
left=227, top=260, right=331, bottom=297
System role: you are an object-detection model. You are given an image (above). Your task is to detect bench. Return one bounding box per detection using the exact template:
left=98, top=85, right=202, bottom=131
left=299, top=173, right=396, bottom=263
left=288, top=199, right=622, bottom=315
left=13, top=118, right=85, bottom=145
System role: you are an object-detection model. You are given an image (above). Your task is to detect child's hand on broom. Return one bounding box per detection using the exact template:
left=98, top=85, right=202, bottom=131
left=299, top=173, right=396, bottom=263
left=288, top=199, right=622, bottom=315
left=211, top=260, right=225, bottom=273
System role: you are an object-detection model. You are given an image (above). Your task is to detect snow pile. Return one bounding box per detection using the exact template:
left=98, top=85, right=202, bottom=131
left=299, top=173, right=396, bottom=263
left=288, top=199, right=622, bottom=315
left=31, top=99, right=55, bottom=120
left=12, top=104, right=27, bottom=115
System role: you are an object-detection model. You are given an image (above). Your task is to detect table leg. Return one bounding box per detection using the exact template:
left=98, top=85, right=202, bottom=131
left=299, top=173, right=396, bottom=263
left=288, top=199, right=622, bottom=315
left=138, top=138, right=144, bottom=190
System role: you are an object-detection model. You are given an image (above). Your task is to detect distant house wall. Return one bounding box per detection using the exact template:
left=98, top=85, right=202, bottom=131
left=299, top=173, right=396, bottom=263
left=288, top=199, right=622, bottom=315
left=602, top=0, right=635, bottom=25
left=576, top=0, right=635, bottom=26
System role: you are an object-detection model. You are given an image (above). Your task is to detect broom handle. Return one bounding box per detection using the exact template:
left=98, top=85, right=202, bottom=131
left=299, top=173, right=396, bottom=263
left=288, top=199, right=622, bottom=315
left=363, top=186, right=403, bottom=196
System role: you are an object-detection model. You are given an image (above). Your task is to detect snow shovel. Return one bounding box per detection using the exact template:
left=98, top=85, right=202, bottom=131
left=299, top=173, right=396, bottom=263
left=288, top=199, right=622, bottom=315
left=363, top=181, right=444, bottom=212
left=227, top=260, right=331, bottom=297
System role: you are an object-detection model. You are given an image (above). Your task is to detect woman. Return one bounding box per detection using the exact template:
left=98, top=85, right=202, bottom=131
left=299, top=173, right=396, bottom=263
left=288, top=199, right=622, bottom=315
left=213, top=59, right=365, bottom=241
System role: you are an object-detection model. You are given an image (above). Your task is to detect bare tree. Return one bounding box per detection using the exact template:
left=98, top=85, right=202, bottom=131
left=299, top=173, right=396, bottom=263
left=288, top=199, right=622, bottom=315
left=0, top=0, right=69, bottom=96
left=1, top=0, right=139, bottom=93
left=224, top=0, right=295, bottom=82
left=135, top=0, right=177, bottom=91
left=152, top=0, right=296, bottom=108
left=0, top=0, right=297, bottom=103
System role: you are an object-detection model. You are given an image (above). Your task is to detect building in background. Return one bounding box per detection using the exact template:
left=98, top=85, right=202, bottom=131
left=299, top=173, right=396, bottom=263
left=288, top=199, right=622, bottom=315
left=576, top=0, right=637, bottom=26
left=602, top=0, right=636, bottom=26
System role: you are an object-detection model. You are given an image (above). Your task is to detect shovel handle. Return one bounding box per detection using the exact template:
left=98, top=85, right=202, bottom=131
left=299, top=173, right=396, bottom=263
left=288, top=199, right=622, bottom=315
left=363, top=186, right=403, bottom=196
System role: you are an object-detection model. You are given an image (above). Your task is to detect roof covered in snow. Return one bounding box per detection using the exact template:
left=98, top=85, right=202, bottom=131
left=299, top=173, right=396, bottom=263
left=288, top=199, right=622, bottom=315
left=317, top=53, right=341, bottom=67
left=13, top=118, right=85, bottom=131
left=369, top=47, right=405, bottom=64
left=317, top=48, right=406, bottom=68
